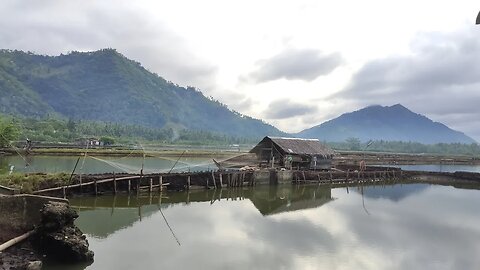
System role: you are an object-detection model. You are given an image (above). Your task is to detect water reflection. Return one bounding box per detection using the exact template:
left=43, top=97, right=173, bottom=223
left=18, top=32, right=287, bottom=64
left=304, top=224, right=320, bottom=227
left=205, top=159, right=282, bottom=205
left=70, top=185, right=333, bottom=238
left=386, top=164, right=480, bottom=173
left=46, top=183, right=480, bottom=270
left=353, top=183, right=429, bottom=201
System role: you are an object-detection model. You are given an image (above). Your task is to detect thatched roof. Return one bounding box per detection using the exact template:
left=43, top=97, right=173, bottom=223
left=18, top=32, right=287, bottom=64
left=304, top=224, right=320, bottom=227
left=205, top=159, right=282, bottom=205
left=250, top=136, right=335, bottom=156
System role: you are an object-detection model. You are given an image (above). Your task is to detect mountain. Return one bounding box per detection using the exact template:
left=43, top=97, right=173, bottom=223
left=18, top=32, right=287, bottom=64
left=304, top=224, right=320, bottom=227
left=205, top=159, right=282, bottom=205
left=0, top=49, right=284, bottom=138
left=297, top=104, right=476, bottom=144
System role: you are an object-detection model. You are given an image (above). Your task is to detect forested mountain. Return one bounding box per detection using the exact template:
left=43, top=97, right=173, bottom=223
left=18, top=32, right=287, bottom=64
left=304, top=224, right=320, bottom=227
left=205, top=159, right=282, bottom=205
left=298, top=104, right=476, bottom=144
left=0, top=49, right=284, bottom=139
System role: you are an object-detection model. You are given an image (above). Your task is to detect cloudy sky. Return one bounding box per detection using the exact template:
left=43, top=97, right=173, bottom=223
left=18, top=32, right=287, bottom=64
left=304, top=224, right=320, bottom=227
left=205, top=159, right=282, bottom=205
left=1, top=0, right=480, bottom=139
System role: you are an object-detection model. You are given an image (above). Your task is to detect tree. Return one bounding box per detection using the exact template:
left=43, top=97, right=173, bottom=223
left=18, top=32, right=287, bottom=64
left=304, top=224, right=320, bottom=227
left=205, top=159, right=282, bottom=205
left=346, top=137, right=361, bottom=151
left=67, top=118, right=77, bottom=132
left=100, top=136, right=115, bottom=146
left=0, top=117, right=19, bottom=148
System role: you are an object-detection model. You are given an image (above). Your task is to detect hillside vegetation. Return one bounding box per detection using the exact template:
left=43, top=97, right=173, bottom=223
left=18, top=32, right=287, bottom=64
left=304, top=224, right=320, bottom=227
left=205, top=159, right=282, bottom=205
left=0, top=49, right=283, bottom=139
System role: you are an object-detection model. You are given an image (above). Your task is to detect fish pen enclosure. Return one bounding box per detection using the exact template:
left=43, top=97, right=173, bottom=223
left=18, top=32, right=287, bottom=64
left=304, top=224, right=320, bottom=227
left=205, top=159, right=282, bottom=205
left=29, top=164, right=411, bottom=198
left=32, top=171, right=257, bottom=197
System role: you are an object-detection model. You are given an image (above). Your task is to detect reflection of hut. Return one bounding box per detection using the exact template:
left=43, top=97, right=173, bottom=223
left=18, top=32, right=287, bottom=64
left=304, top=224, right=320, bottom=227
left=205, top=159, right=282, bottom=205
left=248, top=185, right=333, bottom=216
left=249, top=136, right=334, bottom=170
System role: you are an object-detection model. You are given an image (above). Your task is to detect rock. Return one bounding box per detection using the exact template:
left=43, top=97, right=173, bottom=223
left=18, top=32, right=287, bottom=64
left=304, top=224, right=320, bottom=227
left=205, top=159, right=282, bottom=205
left=39, top=201, right=78, bottom=232
left=37, top=226, right=94, bottom=263
left=33, top=202, right=94, bottom=264
left=26, top=260, right=42, bottom=270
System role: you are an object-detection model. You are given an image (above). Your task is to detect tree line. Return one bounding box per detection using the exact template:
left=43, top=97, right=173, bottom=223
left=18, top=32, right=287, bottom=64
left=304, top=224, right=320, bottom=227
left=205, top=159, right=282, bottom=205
left=0, top=115, right=258, bottom=146
left=1, top=115, right=479, bottom=156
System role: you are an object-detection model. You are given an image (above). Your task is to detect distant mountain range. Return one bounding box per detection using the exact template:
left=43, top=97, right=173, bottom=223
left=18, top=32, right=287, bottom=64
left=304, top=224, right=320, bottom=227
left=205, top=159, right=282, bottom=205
left=297, top=104, right=476, bottom=144
left=0, top=49, right=284, bottom=138
left=0, top=49, right=475, bottom=144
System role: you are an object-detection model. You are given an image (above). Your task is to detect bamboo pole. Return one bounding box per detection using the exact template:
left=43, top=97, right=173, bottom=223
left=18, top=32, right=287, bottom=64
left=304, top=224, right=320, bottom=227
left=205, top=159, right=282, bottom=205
left=219, top=173, right=223, bottom=188
left=212, top=172, right=217, bottom=189
left=159, top=176, right=163, bottom=193
left=32, top=175, right=141, bottom=194
left=113, top=172, right=117, bottom=194
left=0, top=230, right=35, bottom=252
left=149, top=178, right=153, bottom=193
left=187, top=176, right=191, bottom=190
left=94, top=179, right=98, bottom=196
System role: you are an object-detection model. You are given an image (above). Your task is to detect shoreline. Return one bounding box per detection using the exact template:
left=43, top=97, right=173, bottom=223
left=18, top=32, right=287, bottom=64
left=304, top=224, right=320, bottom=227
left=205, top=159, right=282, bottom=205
left=2, top=147, right=479, bottom=166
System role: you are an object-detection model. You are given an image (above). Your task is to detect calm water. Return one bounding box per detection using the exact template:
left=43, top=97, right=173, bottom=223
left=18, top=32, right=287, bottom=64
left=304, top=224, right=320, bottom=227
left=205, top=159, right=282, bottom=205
left=388, top=164, right=480, bottom=173
left=44, top=183, right=480, bottom=270
left=0, top=155, right=219, bottom=174
left=3, top=155, right=480, bottom=175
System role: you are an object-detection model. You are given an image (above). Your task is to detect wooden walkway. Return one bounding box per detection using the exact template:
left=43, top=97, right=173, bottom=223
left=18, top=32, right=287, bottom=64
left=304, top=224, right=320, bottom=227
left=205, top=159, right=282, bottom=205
left=32, top=170, right=256, bottom=197
left=31, top=167, right=405, bottom=198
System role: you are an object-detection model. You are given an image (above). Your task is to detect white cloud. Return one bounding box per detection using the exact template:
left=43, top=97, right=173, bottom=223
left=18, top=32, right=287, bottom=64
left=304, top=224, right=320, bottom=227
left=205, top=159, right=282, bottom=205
left=0, top=0, right=479, bottom=139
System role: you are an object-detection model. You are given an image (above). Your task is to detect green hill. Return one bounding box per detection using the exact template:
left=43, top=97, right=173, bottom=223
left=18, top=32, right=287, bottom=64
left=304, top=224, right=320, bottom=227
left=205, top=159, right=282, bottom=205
left=298, top=104, right=476, bottom=144
left=0, top=49, right=284, bottom=139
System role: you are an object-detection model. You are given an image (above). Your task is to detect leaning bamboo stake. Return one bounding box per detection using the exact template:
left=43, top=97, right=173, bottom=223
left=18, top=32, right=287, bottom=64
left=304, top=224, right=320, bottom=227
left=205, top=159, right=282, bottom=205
left=0, top=230, right=35, bottom=252
left=159, top=176, right=163, bottom=193
left=211, top=172, right=217, bottom=189
left=113, top=172, right=117, bottom=194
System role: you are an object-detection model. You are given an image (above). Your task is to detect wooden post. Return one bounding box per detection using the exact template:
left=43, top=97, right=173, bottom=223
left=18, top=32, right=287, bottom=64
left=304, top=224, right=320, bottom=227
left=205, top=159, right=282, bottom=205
left=219, top=173, right=223, bottom=188
left=137, top=176, right=141, bottom=195
left=128, top=180, right=131, bottom=194
left=149, top=178, right=153, bottom=193
left=211, top=172, right=217, bottom=189
left=302, top=171, right=306, bottom=182
left=206, top=173, right=209, bottom=189
left=94, top=179, right=98, bottom=196
left=159, top=176, right=163, bottom=192
left=113, top=172, right=117, bottom=194
left=187, top=175, right=191, bottom=190
left=346, top=170, right=349, bottom=182
left=228, top=174, right=232, bottom=187
left=79, top=174, right=83, bottom=192
left=62, top=186, right=66, bottom=199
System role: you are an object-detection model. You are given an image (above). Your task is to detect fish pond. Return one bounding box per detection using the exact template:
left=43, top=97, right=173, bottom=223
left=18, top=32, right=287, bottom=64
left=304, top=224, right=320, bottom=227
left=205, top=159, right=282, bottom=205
left=0, top=155, right=219, bottom=175
left=43, top=183, right=480, bottom=270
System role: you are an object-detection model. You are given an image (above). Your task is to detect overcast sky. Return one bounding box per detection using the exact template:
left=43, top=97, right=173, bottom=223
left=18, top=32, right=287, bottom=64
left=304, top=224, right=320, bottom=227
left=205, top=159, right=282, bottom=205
left=1, top=0, right=479, bottom=140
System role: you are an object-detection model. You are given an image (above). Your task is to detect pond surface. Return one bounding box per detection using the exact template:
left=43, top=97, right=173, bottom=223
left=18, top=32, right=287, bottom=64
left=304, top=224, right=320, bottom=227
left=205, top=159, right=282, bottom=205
left=44, top=183, right=480, bottom=270
left=3, top=155, right=480, bottom=175
left=0, top=155, right=223, bottom=175
left=382, top=164, right=480, bottom=173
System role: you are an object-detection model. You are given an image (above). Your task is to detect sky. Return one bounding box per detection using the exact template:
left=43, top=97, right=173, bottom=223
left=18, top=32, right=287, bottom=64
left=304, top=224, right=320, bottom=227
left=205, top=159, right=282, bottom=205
left=1, top=0, right=480, bottom=140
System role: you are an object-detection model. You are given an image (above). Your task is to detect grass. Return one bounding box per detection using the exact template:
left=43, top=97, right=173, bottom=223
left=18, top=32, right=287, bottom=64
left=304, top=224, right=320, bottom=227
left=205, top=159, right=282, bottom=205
left=0, top=172, right=70, bottom=193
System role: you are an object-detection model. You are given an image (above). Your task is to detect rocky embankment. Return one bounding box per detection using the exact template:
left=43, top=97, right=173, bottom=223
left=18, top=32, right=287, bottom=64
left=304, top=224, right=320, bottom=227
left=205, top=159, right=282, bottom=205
left=0, top=195, right=93, bottom=269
